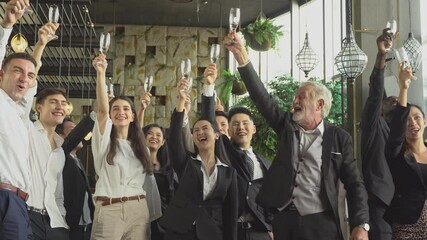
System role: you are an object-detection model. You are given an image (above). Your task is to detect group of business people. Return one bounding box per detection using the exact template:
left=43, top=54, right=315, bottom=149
left=1, top=0, right=427, bottom=239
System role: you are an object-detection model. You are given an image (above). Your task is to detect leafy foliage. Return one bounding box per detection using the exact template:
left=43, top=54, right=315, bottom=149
left=235, top=75, right=343, bottom=160
left=242, top=17, right=284, bottom=50
left=216, top=70, right=243, bottom=107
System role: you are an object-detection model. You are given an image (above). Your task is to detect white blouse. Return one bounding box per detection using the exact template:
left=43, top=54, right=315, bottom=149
left=92, top=117, right=146, bottom=198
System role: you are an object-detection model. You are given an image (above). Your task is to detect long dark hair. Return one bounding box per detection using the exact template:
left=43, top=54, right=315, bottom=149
left=106, top=96, right=153, bottom=175
left=143, top=124, right=171, bottom=173
left=403, top=104, right=425, bottom=159
left=192, top=118, right=231, bottom=166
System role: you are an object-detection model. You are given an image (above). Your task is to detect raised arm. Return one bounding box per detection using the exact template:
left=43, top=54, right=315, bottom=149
left=0, top=0, right=28, bottom=65
left=138, top=92, right=152, bottom=129
left=168, top=81, right=191, bottom=177
left=32, top=22, right=59, bottom=76
left=92, top=54, right=109, bottom=134
left=224, top=31, right=287, bottom=133
left=361, top=29, right=393, bottom=131
left=200, top=63, right=217, bottom=123
left=62, top=113, right=95, bottom=155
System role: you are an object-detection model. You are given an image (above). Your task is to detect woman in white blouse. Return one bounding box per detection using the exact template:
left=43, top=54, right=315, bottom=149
left=90, top=54, right=159, bottom=240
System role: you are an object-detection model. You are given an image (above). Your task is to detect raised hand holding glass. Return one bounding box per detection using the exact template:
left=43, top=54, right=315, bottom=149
left=47, top=5, right=60, bottom=40
left=209, top=44, right=220, bottom=64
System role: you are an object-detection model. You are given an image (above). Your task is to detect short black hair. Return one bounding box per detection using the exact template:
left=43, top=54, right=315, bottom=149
left=36, top=88, right=67, bottom=105
left=2, top=52, right=37, bottom=70
left=215, top=111, right=228, bottom=120
left=228, top=107, right=254, bottom=122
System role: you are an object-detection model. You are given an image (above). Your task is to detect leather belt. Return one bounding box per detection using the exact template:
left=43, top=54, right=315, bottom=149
left=0, top=182, right=29, bottom=202
left=28, top=206, right=48, bottom=215
left=96, top=194, right=145, bottom=206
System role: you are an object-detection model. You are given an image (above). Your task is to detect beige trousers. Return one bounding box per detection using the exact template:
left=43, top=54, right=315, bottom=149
left=90, top=198, right=149, bottom=240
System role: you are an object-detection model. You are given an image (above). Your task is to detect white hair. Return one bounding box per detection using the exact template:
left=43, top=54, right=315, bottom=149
left=299, top=81, right=332, bottom=118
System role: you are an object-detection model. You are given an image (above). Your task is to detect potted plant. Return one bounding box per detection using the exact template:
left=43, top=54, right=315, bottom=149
left=241, top=16, right=284, bottom=51
left=216, top=70, right=247, bottom=108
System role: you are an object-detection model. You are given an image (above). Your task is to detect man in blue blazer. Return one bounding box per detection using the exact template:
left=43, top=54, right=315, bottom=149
left=224, top=31, right=370, bottom=240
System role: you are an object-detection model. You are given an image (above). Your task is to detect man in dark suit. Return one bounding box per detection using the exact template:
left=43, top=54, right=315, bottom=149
left=201, top=64, right=273, bottom=240
left=56, top=116, right=95, bottom=240
left=361, top=29, right=396, bottom=240
left=224, top=31, right=369, bottom=240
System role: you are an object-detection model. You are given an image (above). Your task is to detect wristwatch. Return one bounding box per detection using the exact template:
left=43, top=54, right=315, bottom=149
left=358, top=223, right=370, bottom=232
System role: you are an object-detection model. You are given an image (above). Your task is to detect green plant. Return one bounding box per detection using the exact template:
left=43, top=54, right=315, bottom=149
left=216, top=70, right=246, bottom=108
left=235, top=75, right=342, bottom=160
left=242, top=17, right=284, bottom=51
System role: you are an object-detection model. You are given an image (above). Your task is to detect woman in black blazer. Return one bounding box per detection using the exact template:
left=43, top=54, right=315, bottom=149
left=385, top=65, right=427, bottom=239
left=159, top=79, right=238, bottom=240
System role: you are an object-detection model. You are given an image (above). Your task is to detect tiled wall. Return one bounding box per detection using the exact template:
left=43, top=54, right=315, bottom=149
left=104, top=25, right=227, bottom=128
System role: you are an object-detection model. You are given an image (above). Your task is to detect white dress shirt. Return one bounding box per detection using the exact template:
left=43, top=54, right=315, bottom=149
left=193, top=155, right=229, bottom=200
left=0, top=26, right=12, bottom=70
left=92, top=117, right=146, bottom=198
left=27, top=121, right=68, bottom=229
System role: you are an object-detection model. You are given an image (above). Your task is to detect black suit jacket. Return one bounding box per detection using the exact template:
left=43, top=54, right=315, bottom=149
left=201, top=95, right=273, bottom=232
left=62, top=114, right=95, bottom=229
left=361, top=67, right=394, bottom=205
left=384, top=104, right=427, bottom=224
left=160, top=110, right=238, bottom=240
left=238, top=63, right=369, bottom=233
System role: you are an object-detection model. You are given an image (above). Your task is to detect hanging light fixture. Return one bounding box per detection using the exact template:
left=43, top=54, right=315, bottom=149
left=11, top=33, right=28, bottom=53
left=296, top=32, right=319, bottom=78
left=402, top=2, right=422, bottom=73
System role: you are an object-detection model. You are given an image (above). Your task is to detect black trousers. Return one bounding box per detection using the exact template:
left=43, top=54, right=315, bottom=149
left=368, top=194, right=392, bottom=240
left=69, top=224, right=92, bottom=240
left=272, top=209, right=341, bottom=240
left=29, top=211, right=69, bottom=240
left=0, top=190, right=32, bottom=240
left=237, top=225, right=271, bottom=240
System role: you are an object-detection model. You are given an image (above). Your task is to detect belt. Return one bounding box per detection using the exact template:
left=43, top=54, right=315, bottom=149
left=96, top=194, right=145, bottom=206
left=238, top=221, right=252, bottom=229
left=28, top=206, right=48, bottom=215
left=284, top=202, right=297, bottom=211
left=0, top=182, right=29, bottom=202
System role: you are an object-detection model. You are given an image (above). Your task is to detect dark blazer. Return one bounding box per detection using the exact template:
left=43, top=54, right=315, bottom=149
left=201, top=95, right=273, bottom=232
left=384, top=104, right=427, bottom=224
left=238, top=63, right=369, bottom=233
left=361, top=67, right=394, bottom=205
left=62, top=114, right=95, bottom=229
left=159, top=110, right=238, bottom=240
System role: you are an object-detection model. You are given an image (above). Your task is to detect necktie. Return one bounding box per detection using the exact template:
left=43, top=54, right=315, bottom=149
left=244, top=150, right=254, bottom=180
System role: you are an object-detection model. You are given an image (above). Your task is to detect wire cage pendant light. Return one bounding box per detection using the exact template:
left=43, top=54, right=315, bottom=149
left=403, top=32, right=422, bottom=73
left=334, top=27, right=367, bottom=84
left=296, top=32, right=319, bottom=78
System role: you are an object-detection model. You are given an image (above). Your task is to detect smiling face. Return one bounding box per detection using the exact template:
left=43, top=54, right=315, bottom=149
left=110, top=98, right=135, bottom=127
left=37, top=93, right=67, bottom=128
left=0, top=58, right=36, bottom=102
left=406, top=106, right=426, bottom=141
left=145, top=126, right=165, bottom=151
left=216, top=115, right=230, bottom=137
left=193, top=120, right=219, bottom=152
left=229, top=113, right=256, bottom=149
left=292, top=84, right=324, bottom=129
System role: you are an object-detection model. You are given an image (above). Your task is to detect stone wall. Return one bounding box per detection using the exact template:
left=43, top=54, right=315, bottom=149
left=104, top=25, right=227, bottom=128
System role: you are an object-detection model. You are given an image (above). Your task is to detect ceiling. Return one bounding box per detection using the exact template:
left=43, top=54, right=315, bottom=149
left=0, top=0, right=293, bottom=99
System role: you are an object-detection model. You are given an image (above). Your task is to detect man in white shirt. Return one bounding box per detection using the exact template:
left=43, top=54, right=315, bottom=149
left=27, top=88, right=69, bottom=239
left=0, top=1, right=36, bottom=239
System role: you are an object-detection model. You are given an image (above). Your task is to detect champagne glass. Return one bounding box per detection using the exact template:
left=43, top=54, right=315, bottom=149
left=97, top=32, right=110, bottom=64
left=180, top=59, right=191, bottom=79
left=144, top=75, right=153, bottom=93
left=48, top=5, right=60, bottom=40
left=395, top=47, right=416, bottom=80
left=108, top=83, right=115, bottom=98
left=209, top=44, right=220, bottom=64
left=228, top=8, right=240, bottom=45
left=229, top=8, right=240, bottom=33
left=386, top=20, right=397, bottom=35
